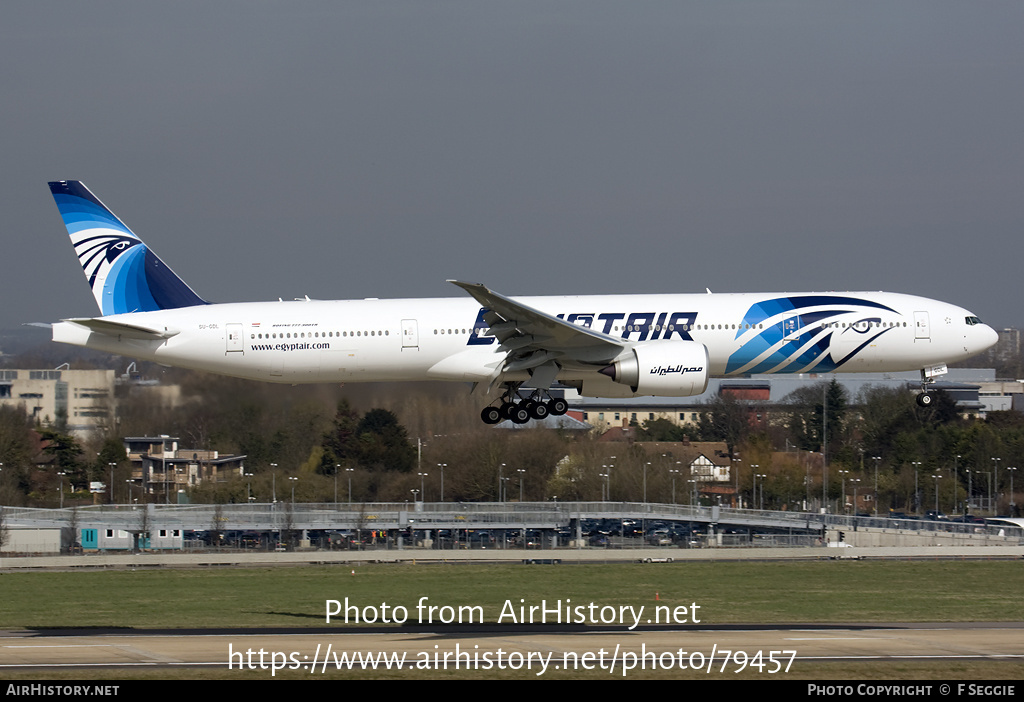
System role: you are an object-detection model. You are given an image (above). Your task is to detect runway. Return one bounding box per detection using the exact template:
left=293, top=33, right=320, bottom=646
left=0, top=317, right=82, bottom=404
left=2, top=623, right=1022, bottom=676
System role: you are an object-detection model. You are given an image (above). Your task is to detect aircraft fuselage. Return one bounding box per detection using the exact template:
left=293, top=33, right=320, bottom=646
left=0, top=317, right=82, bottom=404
left=53, top=290, right=997, bottom=395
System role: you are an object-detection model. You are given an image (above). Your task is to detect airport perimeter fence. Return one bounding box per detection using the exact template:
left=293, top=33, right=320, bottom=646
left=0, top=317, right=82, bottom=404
left=5, top=502, right=1019, bottom=539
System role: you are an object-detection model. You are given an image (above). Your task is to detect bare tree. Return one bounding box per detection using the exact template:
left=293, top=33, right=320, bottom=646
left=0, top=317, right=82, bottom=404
left=63, top=506, right=81, bottom=554
left=281, top=502, right=296, bottom=551
left=209, top=504, right=225, bottom=548
left=136, top=504, right=152, bottom=552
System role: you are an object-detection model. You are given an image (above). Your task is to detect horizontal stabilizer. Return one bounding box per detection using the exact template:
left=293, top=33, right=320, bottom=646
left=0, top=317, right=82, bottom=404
left=63, top=317, right=180, bottom=340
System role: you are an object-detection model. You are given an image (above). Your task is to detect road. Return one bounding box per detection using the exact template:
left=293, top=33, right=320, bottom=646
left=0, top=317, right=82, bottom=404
left=2, top=623, right=1022, bottom=676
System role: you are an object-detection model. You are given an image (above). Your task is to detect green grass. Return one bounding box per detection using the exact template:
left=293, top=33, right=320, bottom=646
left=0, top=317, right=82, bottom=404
left=1, top=560, right=1021, bottom=629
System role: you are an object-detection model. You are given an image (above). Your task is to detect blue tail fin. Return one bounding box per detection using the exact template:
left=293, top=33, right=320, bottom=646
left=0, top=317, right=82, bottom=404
left=49, top=181, right=208, bottom=316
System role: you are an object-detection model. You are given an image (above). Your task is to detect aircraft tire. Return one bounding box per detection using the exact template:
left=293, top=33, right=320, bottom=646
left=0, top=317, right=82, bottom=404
left=511, top=406, right=531, bottom=424
left=917, top=392, right=934, bottom=408
left=481, top=407, right=502, bottom=424
left=549, top=398, right=569, bottom=416
left=528, top=401, right=549, bottom=420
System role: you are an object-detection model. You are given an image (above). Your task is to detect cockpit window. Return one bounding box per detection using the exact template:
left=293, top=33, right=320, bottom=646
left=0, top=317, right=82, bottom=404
left=965, top=316, right=982, bottom=326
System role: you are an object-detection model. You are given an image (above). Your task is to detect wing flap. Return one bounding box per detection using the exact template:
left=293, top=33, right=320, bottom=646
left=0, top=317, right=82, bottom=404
left=448, top=280, right=627, bottom=382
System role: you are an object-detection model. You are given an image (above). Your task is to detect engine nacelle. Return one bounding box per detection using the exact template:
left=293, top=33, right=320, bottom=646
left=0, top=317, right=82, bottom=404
left=599, top=341, right=709, bottom=397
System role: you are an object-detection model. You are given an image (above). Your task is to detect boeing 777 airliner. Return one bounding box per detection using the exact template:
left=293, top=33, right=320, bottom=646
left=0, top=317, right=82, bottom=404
left=47, top=181, right=998, bottom=424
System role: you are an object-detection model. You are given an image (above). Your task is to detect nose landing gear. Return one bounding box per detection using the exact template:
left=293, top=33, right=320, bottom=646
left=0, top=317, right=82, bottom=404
left=915, top=364, right=946, bottom=407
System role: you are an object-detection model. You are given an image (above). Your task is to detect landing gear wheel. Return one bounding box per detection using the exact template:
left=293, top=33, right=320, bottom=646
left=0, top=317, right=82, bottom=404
left=548, top=398, right=569, bottom=416
left=481, top=406, right=502, bottom=425
left=917, top=392, right=934, bottom=408
left=528, top=401, right=550, bottom=420
left=510, top=405, right=531, bottom=424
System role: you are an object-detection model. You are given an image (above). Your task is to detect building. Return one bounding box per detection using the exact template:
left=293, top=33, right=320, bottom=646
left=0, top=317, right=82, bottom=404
left=0, top=369, right=114, bottom=437
left=586, top=438, right=735, bottom=504
left=80, top=526, right=183, bottom=551
left=124, top=436, right=246, bottom=502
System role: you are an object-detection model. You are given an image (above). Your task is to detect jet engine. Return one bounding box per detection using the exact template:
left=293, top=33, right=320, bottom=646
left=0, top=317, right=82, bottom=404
left=599, top=341, right=709, bottom=397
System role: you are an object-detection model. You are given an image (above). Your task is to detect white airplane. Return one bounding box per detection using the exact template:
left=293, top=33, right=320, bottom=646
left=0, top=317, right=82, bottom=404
left=48, top=181, right=999, bottom=424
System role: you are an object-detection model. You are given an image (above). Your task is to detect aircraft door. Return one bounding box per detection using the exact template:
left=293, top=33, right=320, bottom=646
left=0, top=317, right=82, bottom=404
left=914, top=311, right=930, bottom=341
left=782, top=315, right=802, bottom=341
left=226, top=323, right=244, bottom=353
left=402, top=319, right=419, bottom=350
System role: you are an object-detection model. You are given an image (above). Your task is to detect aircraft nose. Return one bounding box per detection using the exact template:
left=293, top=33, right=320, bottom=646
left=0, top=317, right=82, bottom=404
left=978, top=324, right=999, bottom=353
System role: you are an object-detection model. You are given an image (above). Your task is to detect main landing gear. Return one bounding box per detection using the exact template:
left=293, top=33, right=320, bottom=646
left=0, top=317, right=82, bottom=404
left=480, top=383, right=569, bottom=425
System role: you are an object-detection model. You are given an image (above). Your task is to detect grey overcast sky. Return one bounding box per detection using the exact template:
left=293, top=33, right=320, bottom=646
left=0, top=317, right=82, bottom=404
left=3, top=1, right=1023, bottom=330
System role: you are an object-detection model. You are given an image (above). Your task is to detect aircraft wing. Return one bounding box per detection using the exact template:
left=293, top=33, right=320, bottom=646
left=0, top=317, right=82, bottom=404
left=448, top=280, right=626, bottom=375
left=62, top=317, right=180, bottom=340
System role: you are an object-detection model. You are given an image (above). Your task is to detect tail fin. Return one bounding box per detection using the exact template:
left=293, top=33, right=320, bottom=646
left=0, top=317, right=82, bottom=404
left=49, top=181, right=208, bottom=316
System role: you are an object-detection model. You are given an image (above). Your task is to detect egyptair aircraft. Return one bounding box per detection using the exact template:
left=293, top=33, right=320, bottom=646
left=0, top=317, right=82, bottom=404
left=47, top=181, right=998, bottom=424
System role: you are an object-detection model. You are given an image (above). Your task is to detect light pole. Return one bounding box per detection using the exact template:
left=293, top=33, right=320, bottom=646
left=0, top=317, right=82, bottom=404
left=270, top=463, right=278, bottom=503
left=980, top=471, right=993, bottom=513
left=749, top=464, right=759, bottom=510
left=604, top=458, right=615, bottom=501
left=608, top=456, right=616, bottom=502
left=821, top=450, right=828, bottom=512
left=289, top=476, right=298, bottom=504
left=952, top=454, right=961, bottom=515
left=872, top=456, right=881, bottom=516
left=932, top=474, right=942, bottom=513
left=911, top=462, right=922, bottom=513
left=1008, top=467, right=1017, bottom=515
left=733, top=458, right=742, bottom=508
left=517, top=469, right=526, bottom=502
left=437, top=463, right=447, bottom=502
left=244, top=472, right=253, bottom=503
left=669, top=469, right=680, bottom=504
left=58, top=471, right=66, bottom=509
left=804, top=467, right=811, bottom=512
left=992, top=457, right=1001, bottom=508
left=418, top=472, right=428, bottom=501
left=346, top=467, right=354, bottom=504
